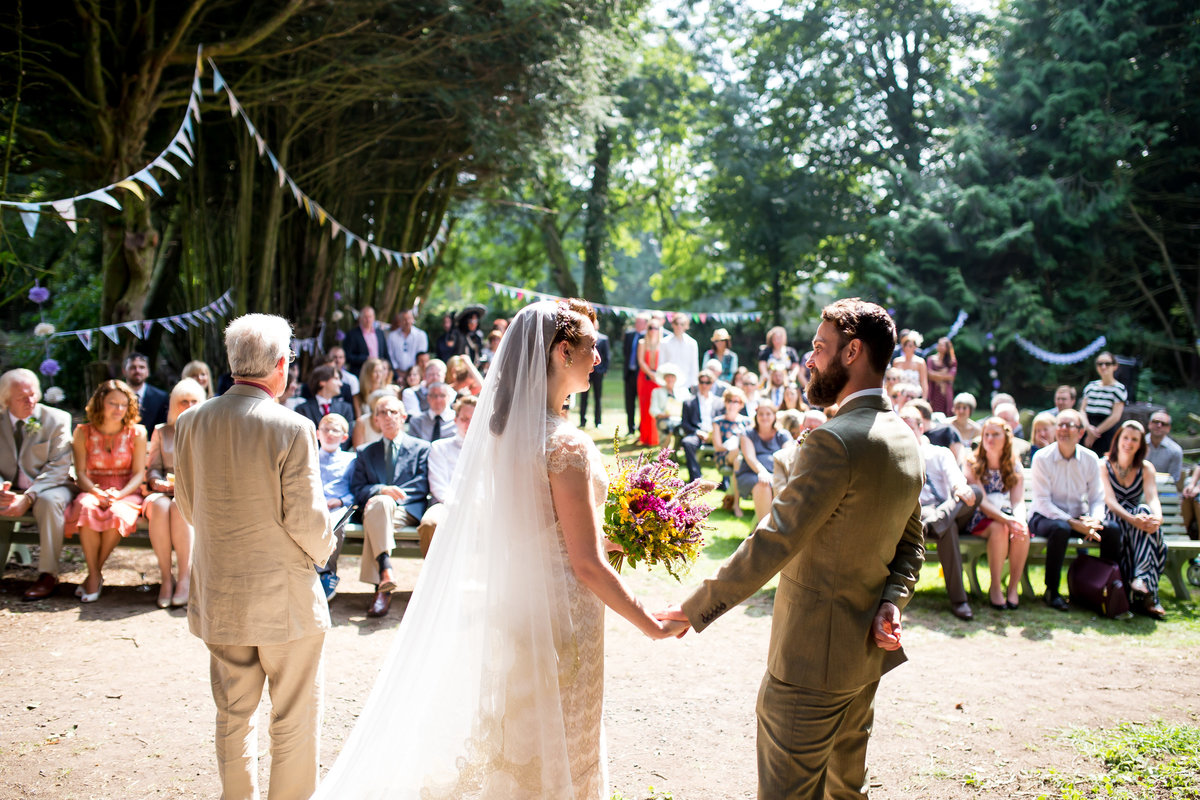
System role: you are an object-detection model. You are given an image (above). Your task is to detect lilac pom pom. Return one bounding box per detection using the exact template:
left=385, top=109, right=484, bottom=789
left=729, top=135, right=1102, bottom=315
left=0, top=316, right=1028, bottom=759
left=39, top=358, right=60, bottom=377
left=992, top=379, right=1002, bottom=389
left=29, top=286, right=51, bottom=304
left=335, top=329, right=346, bottom=342
left=333, top=292, right=342, bottom=301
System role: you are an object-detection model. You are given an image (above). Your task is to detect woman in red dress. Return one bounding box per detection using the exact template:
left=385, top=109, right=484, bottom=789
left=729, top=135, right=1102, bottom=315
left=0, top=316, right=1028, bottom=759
left=66, top=380, right=147, bottom=602
left=636, top=320, right=663, bottom=446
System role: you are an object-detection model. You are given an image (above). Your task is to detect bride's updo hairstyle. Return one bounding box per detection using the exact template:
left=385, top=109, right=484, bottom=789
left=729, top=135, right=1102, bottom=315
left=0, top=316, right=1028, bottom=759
left=547, top=298, right=597, bottom=371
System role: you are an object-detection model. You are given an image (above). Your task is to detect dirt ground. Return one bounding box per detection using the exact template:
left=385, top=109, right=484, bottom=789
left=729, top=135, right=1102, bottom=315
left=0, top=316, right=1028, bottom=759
left=2, top=544, right=1198, bottom=800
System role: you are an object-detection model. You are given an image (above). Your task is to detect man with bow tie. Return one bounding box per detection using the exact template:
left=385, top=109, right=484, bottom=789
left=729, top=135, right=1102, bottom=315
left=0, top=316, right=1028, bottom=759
left=0, top=369, right=77, bottom=600
left=350, top=395, right=429, bottom=617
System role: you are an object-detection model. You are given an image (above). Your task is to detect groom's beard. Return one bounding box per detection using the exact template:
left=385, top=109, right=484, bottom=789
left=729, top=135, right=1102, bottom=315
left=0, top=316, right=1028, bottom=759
left=806, top=353, right=849, bottom=408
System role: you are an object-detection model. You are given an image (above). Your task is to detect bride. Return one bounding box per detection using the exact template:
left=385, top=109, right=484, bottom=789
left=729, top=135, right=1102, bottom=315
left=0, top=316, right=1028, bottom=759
left=312, top=298, right=684, bottom=799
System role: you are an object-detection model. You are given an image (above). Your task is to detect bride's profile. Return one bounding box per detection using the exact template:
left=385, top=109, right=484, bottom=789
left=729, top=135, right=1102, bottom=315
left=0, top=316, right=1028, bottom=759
left=311, top=298, right=683, bottom=799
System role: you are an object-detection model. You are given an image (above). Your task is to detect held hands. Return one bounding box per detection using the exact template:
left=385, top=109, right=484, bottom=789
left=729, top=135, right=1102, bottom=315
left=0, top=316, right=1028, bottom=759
left=652, top=605, right=691, bottom=640
left=953, top=485, right=977, bottom=506
left=872, top=601, right=903, bottom=651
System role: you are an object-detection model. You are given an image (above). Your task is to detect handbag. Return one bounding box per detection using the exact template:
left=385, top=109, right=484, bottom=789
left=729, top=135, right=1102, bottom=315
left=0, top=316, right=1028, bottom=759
left=1066, top=553, right=1131, bottom=619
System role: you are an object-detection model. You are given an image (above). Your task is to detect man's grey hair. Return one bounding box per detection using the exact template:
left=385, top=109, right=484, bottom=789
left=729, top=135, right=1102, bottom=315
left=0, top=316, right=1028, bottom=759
left=426, top=381, right=451, bottom=395
left=0, top=368, right=41, bottom=410
left=225, top=314, right=293, bottom=378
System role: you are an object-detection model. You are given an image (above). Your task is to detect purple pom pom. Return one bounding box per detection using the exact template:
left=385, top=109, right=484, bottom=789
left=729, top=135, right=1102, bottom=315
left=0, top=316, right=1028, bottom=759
left=29, top=286, right=51, bottom=304
left=39, top=358, right=60, bottom=377
left=335, top=330, right=346, bottom=342
left=887, top=308, right=897, bottom=317
left=333, top=292, right=342, bottom=301
left=992, top=378, right=1002, bottom=389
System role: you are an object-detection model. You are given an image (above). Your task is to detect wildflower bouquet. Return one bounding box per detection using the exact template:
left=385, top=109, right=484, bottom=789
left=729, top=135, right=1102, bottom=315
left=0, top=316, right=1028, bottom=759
left=604, top=440, right=715, bottom=580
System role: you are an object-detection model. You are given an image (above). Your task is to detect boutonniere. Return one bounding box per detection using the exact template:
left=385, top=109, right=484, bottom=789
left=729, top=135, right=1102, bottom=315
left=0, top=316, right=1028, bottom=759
left=23, top=417, right=42, bottom=435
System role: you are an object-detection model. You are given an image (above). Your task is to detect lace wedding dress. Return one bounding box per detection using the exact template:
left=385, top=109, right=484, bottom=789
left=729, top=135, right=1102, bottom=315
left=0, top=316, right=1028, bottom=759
left=311, top=302, right=608, bottom=799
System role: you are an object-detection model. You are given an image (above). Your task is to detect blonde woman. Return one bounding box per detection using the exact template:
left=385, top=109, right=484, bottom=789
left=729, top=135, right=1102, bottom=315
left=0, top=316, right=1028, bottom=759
left=355, top=357, right=392, bottom=419
left=964, top=417, right=1028, bottom=610
left=180, top=360, right=214, bottom=399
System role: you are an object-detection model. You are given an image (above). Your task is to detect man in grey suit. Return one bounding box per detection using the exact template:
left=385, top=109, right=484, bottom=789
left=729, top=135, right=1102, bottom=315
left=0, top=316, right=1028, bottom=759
left=0, top=369, right=77, bottom=600
left=174, top=314, right=336, bottom=800
left=665, top=299, right=925, bottom=800
left=406, top=381, right=455, bottom=443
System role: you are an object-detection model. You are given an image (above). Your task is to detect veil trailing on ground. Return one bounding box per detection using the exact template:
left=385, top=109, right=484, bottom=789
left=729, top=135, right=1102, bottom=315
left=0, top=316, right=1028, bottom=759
left=312, top=301, right=581, bottom=799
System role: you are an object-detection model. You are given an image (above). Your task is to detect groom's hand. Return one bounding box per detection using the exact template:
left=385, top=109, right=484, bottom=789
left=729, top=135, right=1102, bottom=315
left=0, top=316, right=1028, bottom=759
left=872, top=601, right=902, bottom=651
left=655, top=604, right=691, bottom=639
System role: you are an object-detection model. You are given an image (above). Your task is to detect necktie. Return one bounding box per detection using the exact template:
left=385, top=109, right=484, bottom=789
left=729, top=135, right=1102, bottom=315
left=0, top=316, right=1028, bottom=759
left=385, top=439, right=397, bottom=480
left=14, top=420, right=25, bottom=454
left=432, top=415, right=442, bottom=440
left=321, top=402, right=330, bottom=416
left=924, top=473, right=945, bottom=505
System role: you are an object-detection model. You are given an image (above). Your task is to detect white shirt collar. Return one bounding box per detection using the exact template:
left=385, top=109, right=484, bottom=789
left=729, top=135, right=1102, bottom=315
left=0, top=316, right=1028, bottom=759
left=8, top=410, right=33, bottom=427
left=841, top=387, right=888, bottom=405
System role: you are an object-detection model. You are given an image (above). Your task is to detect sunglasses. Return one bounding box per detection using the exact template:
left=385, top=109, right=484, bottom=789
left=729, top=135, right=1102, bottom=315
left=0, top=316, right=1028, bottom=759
left=1096, top=361, right=1115, bottom=367
left=1150, top=419, right=1170, bottom=426
left=1057, top=422, right=1082, bottom=430
left=698, top=379, right=714, bottom=385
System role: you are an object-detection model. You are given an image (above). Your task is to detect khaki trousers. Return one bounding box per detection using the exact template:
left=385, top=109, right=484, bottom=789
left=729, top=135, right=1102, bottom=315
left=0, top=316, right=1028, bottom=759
left=31, top=486, right=74, bottom=575
left=416, top=502, right=448, bottom=558
left=756, top=672, right=879, bottom=800
left=360, top=495, right=416, bottom=584
left=206, top=633, right=325, bottom=800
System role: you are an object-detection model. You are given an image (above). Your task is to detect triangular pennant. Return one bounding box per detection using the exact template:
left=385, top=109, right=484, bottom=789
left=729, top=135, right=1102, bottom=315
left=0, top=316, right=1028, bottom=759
left=254, top=131, right=266, bottom=156
left=100, top=324, right=121, bottom=344
left=316, top=206, right=327, bottom=226
left=51, top=198, right=78, bottom=233
left=213, top=65, right=226, bottom=95
left=277, top=166, right=287, bottom=187
left=228, top=92, right=240, bottom=117
left=159, top=318, right=175, bottom=333
left=134, top=168, right=164, bottom=197
left=123, top=321, right=143, bottom=339
left=173, top=131, right=195, bottom=159
left=329, top=220, right=341, bottom=241
left=302, top=195, right=312, bottom=216
left=369, top=244, right=382, bottom=262
left=152, top=156, right=181, bottom=180
left=168, top=142, right=193, bottom=167
left=17, top=203, right=39, bottom=237
left=287, top=178, right=302, bottom=205
left=143, top=320, right=155, bottom=337
left=171, top=315, right=185, bottom=329
left=181, top=113, right=196, bottom=141
left=382, top=249, right=394, bottom=266
left=267, top=151, right=280, bottom=174
left=188, top=93, right=201, bottom=122
left=344, top=233, right=356, bottom=251
left=83, top=188, right=122, bottom=209
left=358, top=237, right=368, bottom=257
left=115, top=179, right=146, bottom=202
left=76, top=330, right=93, bottom=350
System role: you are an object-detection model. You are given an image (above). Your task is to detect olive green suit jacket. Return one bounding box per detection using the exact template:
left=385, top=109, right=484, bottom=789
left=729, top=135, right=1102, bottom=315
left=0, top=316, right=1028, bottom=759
left=683, top=392, right=925, bottom=692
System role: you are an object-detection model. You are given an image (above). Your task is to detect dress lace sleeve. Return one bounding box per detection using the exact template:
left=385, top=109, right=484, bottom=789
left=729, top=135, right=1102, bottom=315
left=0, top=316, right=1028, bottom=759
left=546, top=429, right=593, bottom=476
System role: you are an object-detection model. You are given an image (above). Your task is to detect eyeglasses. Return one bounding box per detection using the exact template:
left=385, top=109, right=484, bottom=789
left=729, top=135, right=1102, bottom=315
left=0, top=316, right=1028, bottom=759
left=1150, top=419, right=1170, bottom=427
left=1057, top=422, right=1082, bottom=430
left=287, top=350, right=298, bottom=364
left=1096, top=361, right=1115, bottom=367
left=375, top=408, right=403, bottom=417
left=698, top=379, right=713, bottom=385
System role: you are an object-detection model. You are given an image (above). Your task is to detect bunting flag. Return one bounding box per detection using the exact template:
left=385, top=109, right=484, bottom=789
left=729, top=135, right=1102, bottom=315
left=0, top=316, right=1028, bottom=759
left=47, top=289, right=235, bottom=350
left=291, top=320, right=328, bottom=357
left=486, top=282, right=766, bottom=323
left=1013, top=334, right=1109, bottom=365
left=0, top=47, right=206, bottom=236
left=916, top=309, right=969, bottom=357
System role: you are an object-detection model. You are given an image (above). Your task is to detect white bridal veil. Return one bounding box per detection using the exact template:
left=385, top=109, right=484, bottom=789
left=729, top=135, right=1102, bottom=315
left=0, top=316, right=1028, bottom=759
left=312, top=301, right=582, bottom=799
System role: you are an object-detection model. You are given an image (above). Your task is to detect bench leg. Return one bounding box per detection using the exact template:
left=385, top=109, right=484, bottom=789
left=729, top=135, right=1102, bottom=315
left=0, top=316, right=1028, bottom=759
left=0, top=519, right=15, bottom=576
left=964, top=554, right=983, bottom=597
left=1163, top=554, right=1192, bottom=602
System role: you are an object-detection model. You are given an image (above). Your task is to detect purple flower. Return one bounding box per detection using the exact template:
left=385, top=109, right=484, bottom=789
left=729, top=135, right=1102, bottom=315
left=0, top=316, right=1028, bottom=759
left=39, top=358, right=60, bottom=377
left=333, top=291, right=342, bottom=301
left=29, top=285, right=51, bottom=304
left=986, top=331, right=994, bottom=340
left=335, top=329, right=346, bottom=342
left=887, top=308, right=897, bottom=317
left=992, top=379, right=1002, bottom=389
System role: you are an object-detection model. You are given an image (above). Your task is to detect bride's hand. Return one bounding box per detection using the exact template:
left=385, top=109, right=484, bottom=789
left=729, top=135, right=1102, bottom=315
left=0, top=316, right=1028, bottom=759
left=648, top=605, right=690, bottom=639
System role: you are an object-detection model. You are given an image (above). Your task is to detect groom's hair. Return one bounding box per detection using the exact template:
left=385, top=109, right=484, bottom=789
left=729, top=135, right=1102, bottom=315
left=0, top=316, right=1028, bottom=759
left=821, top=299, right=896, bottom=375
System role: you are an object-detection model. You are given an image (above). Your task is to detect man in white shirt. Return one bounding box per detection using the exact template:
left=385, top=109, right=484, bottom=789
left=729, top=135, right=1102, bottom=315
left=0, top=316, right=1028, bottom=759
left=417, top=396, right=475, bottom=557
left=680, top=368, right=723, bottom=481
left=402, top=359, right=447, bottom=417
left=1028, top=409, right=1122, bottom=611
left=900, top=406, right=980, bottom=620
left=1145, top=410, right=1182, bottom=484
left=660, top=312, right=700, bottom=392
left=407, top=382, right=456, bottom=442
left=386, top=310, right=428, bottom=376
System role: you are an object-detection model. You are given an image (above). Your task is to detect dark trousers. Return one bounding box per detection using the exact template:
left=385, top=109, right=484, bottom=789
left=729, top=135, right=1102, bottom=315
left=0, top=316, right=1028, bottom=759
left=920, top=486, right=983, bottom=605
left=579, top=371, right=605, bottom=427
left=681, top=432, right=707, bottom=482
left=624, top=368, right=640, bottom=436
left=1029, top=512, right=1123, bottom=597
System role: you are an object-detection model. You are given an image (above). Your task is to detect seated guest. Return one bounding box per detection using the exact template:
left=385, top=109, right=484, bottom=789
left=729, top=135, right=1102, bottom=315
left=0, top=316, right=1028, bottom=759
left=1043, top=385, right=1076, bottom=417
left=350, top=396, right=429, bottom=617
left=278, top=362, right=305, bottom=409
left=713, top=387, right=749, bottom=514
left=65, top=380, right=148, bottom=602
left=123, top=352, right=169, bottom=429
left=993, top=402, right=1032, bottom=466
left=775, top=409, right=803, bottom=440
left=801, top=408, right=827, bottom=433
left=408, top=382, right=456, bottom=443
left=1181, top=463, right=1200, bottom=540
left=703, top=358, right=732, bottom=397
left=703, top=328, right=738, bottom=384
left=1028, top=409, right=1121, bottom=611
left=295, top=366, right=355, bottom=447
left=883, top=367, right=902, bottom=399
left=354, top=357, right=394, bottom=419
left=1145, top=411, right=1182, bottom=484
left=417, top=396, right=477, bottom=557
left=951, top=392, right=982, bottom=443
left=352, top=388, right=400, bottom=449
left=402, top=364, right=423, bottom=392
left=1029, top=412, right=1057, bottom=457
left=910, top=398, right=964, bottom=462
left=402, top=359, right=447, bottom=417
left=480, top=330, right=503, bottom=374
left=736, top=403, right=791, bottom=524
left=0, top=369, right=77, bottom=600
left=314, top=414, right=358, bottom=601
left=762, top=363, right=789, bottom=408
left=445, top=354, right=483, bottom=398
left=990, top=393, right=1024, bottom=439
left=181, top=360, right=214, bottom=399
left=738, top=371, right=761, bottom=415
left=144, top=378, right=205, bottom=608
left=964, top=416, right=1030, bottom=611
left=650, top=363, right=690, bottom=444
left=757, top=326, right=800, bottom=387
left=889, top=381, right=921, bottom=412
left=778, top=384, right=804, bottom=412
left=327, top=345, right=360, bottom=397
left=680, top=369, right=723, bottom=481
left=899, top=406, right=980, bottom=620
left=1101, top=420, right=1166, bottom=619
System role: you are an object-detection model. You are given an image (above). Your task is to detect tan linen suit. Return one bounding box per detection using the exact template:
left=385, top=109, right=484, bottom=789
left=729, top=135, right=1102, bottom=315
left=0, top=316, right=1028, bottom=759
left=1, top=405, right=76, bottom=575
left=174, top=384, right=336, bottom=800
left=682, top=393, right=925, bottom=800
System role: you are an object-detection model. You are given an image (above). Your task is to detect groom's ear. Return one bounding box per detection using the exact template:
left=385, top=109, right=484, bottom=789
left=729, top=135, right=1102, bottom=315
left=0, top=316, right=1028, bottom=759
left=842, top=338, right=864, bottom=364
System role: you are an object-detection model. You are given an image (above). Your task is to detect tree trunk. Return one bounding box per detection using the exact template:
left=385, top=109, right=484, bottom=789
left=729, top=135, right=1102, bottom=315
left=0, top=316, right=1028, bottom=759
left=582, top=125, right=611, bottom=303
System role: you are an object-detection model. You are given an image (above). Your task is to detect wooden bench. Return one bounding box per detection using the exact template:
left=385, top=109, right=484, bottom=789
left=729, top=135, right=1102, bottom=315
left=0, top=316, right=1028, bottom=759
left=0, top=515, right=422, bottom=576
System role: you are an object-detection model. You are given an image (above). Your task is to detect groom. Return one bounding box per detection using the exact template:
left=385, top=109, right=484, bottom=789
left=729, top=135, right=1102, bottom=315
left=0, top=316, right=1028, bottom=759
left=665, top=298, right=925, bottom=800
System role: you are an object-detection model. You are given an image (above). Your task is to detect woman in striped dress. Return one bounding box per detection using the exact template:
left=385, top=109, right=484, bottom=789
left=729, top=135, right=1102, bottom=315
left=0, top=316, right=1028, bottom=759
left=1080, top=351, right=1126, bottom=455
left=1100, top=420, right=1167, bottom=619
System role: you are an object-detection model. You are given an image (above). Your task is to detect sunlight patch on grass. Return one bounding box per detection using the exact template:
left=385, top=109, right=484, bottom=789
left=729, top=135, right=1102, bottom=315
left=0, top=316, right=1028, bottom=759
left=1035, top=721, right=1200, bottom=799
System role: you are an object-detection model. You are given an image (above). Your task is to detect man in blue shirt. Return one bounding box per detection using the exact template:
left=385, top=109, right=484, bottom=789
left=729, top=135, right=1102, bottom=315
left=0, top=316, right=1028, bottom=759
left=315, top=414, right=357, bottom=600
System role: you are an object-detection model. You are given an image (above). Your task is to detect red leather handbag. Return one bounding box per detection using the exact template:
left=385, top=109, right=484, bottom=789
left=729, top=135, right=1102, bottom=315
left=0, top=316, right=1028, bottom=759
left=1067, top=553, right=1132, bottom=619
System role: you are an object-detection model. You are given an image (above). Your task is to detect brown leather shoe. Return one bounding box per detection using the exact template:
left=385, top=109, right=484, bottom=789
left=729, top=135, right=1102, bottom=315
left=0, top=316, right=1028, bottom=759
left=950, top=602, right=974, bottom=621
left=366, top=590, right=392, bottom=618
left=23, top=572, right=58, bottom=601
left=377, top=568, right=397, bottom=594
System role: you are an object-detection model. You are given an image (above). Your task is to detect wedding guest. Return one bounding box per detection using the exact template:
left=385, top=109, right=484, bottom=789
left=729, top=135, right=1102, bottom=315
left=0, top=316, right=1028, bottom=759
left=326, top=346, right=359, bottom=398
left=1080, top=351, right=1126, bottom=454
left=355, top=357, right=393, bottom=419
left=778, top=384, right=804, bottom=413
left=352, top=388, right=401, bottom=449
left=1180, top=464, right=1200, bottom=539
left=661, top=312, right=700, bottom=392
left=402, top=359, right=447, bottom=416
left=344, top=305, right=389, bottom=377
left=892, top=330, right=929, bottom=399
left=801, top=408, right=827, bottom=433
left=883, top=367, right=902, bottom=398
left=123, top=352, right=169, bottom=429
left=1029, top=412, right=1057, bottom=456
left=636, top=319, right=664, bottom=446
left=623, top=313, right=650, bottom=437
left=1028, top=409, right=1121, bottom=611
left=1101, top=420, right=1166, bottom=619
left=757, top=326, right=800, bottom=387
left=433, top=313, right=461, bottom=362
left=703, top=328, right=738, bottom=384
left=0, top=369, right=77, bottom=600
left=994, top=402, right=1032, bottom=466
left=181, top=360, right=215, bottom=399
left=577, top=328, right=610, bottom=428
left=1043, top=385, right=1076, bottom=417
left=989, top=393, right=1024, bottom=438
left=174, top=314, right=335, bottom=800
left=775, top=409, right=804, bottom=441
left=737, top=403, right=792, bottom=524
left=1145, top=411, right=1183, bottom=484
left=314, top=414, right=357, bottom=601
left=964, top=417, right=1030, bottom=611
left=762, top=363, right=789, bottom=409
left=350, top=395, right=430, bottom=617
left=679, top=369, right=723, bottom=482
left=456, top=308, right=485, bottom=368
left=280, top=365, right=305, bottom=410
left=296, top=366, right=355, bottom=447
left=713, top=387, right=749, bottom=514
left=445, top=354, right=483, bottom=398
left=144, top=378, right=205, bottom=608
left=889, top=382, right=921, bottom=412
left=65, top=380, right=148, bottom=602
left=417, top=396, right=476, bottom=557
left=408, top=382, right=456, bottom=442
left=926, top=337, right=957, bottom=415
left=403, top=364, right=422, bottom=391
left=910, top=398, right=964, bottom=463
left=951, top=392, right=982, bottom=442
left=480, top=330, right=502, bottom=373
left=738, top=371, right=761, bottom=416
left=386, top=309, right=427, bottom=376
left=900, top=405, right=979, bottom=620
left=703, top=358, right=732, bottom=397
left=650, top=363, right=690, bottom=445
